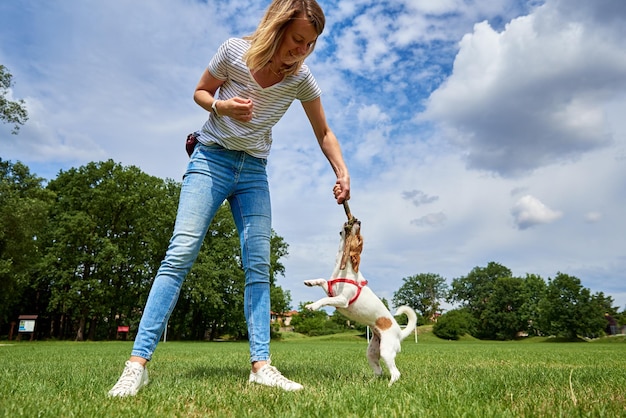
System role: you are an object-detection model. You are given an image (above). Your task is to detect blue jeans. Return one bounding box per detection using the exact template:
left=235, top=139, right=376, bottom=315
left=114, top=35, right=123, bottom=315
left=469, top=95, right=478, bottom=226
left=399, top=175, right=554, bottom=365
left=131, top=142, right=271, bottom=363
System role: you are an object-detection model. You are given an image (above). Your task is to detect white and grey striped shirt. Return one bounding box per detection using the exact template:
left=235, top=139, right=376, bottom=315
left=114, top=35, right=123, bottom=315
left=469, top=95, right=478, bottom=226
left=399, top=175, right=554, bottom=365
left=197, top=38, right=322, bottom=159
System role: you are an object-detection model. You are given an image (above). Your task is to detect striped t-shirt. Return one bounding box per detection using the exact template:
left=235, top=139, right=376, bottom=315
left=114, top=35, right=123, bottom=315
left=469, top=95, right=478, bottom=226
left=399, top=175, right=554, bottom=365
left=197, top=38, right=322, bottom=159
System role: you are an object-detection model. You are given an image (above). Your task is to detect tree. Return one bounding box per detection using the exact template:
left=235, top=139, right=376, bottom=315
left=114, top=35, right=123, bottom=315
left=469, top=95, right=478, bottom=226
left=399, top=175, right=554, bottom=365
left=538, top=272, right=608, bottom=339
left=41, top=160, right=178, bottom=340
left=269, top=232, right=288, bottom=286
left=392, top=273, right=447, bottom=322
left=518, top=274, right=547, bottom=336
left=270, top=285, right=292, bottom=317
left=433, top=309, right=476, bottom=340
left=479, top=276, right=526, bottom=340
left=330, top=308, right=366, bottom=332
left=447, top=263, right=553, bottom=340
left=449, top=262, right=512, bottom=312
left=269, top=232, right=292, bottom=315
left=0, top=65, right=28, bottom=134
left=585, top=292, right=616, bottom=338
left=291, top=302, right=342, bottom=336
left=0, top=160, right=54, bottom=330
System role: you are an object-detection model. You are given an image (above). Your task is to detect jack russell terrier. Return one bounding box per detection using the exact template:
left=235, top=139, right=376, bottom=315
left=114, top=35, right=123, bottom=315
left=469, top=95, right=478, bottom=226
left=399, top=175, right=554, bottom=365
left=304, top=216, right=417, bottom=386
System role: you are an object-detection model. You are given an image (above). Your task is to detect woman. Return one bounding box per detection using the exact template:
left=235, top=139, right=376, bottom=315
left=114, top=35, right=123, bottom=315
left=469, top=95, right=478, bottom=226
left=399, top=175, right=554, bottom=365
left=109, top=0, right=349, bottom=396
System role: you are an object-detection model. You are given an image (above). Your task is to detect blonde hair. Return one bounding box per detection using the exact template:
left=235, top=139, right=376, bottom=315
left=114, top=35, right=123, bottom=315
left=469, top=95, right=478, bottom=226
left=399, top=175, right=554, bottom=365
left=244, top=0, right=325, bottom=77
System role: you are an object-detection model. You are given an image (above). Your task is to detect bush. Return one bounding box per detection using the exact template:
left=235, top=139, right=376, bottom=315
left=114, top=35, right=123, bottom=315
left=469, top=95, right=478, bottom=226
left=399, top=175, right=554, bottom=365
left=290, top=304, right=346, bottom=336
left=330, top=310, right=366, bottom=332
left=433, top=309, right=476, bottom=340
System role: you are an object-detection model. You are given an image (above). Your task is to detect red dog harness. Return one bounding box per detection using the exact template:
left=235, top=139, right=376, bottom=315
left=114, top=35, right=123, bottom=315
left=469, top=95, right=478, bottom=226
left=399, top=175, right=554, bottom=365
left=327, top=278, right=368, bottom=305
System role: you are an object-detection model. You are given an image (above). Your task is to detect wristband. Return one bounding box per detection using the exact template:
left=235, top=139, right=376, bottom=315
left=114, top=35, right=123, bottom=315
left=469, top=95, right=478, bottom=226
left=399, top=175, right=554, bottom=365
left=211, top=100, right=221, bottom=117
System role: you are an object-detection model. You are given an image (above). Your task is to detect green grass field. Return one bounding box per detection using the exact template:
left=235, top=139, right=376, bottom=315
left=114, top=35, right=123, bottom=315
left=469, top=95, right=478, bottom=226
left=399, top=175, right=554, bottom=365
left=1, top=329, right=625, bottom=417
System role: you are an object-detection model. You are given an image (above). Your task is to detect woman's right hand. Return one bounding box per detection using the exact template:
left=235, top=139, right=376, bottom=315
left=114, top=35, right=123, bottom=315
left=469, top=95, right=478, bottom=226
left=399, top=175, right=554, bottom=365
left=194, top=70, right=254, bottom=122
left=215, top=97, right=255, bottom=122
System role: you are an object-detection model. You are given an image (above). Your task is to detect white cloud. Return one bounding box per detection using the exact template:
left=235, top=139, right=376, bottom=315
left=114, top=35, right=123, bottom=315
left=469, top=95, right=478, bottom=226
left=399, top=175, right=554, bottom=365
left=402, top=190, right=439, bottom=207
left=422, top=0, right=626, bottom=177
left=511, top=195, right=563, bottom=229
left=585, top=212, right=603, bottom=223
left=411, top=212, right=447, bottom=228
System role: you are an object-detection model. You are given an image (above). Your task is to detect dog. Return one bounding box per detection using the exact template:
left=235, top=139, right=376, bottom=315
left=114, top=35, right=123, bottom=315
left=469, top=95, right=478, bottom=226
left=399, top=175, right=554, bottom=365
left=304, top=218, right=417, bottom=386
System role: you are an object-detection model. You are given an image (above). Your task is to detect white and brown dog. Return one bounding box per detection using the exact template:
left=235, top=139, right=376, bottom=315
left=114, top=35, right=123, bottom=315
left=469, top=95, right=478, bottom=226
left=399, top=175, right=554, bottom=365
left=304, top=217, right=417, bottom=386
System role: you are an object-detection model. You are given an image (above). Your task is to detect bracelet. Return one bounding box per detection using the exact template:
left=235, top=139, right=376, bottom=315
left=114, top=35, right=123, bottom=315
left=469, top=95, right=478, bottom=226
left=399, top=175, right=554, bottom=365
left=211, top=100, right=221, bottom=117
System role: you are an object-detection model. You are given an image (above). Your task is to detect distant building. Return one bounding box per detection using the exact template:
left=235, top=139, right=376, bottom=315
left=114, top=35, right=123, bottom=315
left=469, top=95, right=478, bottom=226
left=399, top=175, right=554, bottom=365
left=271, top=310, right=299, bottom=331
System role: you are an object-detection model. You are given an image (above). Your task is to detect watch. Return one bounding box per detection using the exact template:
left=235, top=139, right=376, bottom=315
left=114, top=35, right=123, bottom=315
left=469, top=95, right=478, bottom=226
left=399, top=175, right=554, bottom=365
left=211, top=100, right=221, bottom=117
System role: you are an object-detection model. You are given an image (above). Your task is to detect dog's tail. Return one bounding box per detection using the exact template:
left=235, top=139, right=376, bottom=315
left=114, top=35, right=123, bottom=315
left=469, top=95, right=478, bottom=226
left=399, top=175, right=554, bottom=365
left=395, top=306, right=418, bottom=341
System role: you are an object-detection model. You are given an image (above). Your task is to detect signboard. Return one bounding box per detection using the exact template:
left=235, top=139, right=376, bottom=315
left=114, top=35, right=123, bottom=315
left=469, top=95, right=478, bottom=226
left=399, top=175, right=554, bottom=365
left=19, top=320, right=36, bottom=333
left=117, top=326, right=130, bottom=333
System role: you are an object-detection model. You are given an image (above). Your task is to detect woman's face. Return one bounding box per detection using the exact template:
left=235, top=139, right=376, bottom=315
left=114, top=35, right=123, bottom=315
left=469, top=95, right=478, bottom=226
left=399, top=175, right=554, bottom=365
left=275, top=16, right=318, bottom=66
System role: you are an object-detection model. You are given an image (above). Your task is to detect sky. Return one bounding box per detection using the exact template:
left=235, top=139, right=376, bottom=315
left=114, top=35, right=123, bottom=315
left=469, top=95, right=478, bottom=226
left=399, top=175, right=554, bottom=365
left=2, top=0, right=625, bottom=312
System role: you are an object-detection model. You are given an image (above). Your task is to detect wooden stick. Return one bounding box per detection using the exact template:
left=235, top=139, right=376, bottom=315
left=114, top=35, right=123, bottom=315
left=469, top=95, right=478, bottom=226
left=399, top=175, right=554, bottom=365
left=343, top=201, right=353, bottom=220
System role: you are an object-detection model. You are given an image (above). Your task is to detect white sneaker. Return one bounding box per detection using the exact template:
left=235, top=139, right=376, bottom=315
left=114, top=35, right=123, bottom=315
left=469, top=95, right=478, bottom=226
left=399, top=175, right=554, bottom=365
left=249, top=364, right=303, bottom=391
left=108, top=361, right=149, bottom=397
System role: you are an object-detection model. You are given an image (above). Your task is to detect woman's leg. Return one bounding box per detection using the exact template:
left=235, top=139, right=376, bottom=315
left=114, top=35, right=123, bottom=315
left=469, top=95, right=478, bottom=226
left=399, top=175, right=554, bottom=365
left=229, top=157, right=303, bottom=390
left=228, top=153, right=272, bottom=365
left=109, top=144, right=239, bottom=397
left=131, top=144, right=236, bottom=361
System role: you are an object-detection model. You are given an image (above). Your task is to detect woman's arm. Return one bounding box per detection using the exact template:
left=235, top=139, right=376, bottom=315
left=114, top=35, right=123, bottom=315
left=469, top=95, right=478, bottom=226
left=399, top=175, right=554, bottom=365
left=194, top=70, right=254, bottom=122
left=302, top=97, right=351, bottom=204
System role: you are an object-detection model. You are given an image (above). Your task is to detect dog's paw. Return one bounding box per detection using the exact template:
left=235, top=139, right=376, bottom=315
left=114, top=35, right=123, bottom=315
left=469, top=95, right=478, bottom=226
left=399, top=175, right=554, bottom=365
left=305, top=303, right=318, bottom=311
left=304, top=278, right=326, bottom=288
left=388, top=371, right=401, bottom=386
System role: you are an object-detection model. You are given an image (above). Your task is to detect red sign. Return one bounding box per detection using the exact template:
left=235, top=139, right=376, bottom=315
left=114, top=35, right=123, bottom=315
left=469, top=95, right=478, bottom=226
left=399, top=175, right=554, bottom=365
left=117, top=326, right=130, bottom=333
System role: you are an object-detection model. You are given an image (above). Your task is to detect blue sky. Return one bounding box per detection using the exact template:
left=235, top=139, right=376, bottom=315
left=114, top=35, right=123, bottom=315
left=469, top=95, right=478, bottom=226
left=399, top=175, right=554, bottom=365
left=2, top=0, right=625, bottom=311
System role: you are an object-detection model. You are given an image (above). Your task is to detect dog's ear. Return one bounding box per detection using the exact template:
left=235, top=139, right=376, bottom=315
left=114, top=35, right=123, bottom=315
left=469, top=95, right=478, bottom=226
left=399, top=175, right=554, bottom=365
left=340, top=235, right=350, bottom=270
left=349, top=232, right=363, bottom=273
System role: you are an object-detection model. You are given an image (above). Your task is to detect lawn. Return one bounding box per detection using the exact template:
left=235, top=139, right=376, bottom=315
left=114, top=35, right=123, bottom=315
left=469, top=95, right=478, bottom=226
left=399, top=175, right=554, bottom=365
left=1, top=330, right=625, bottom=417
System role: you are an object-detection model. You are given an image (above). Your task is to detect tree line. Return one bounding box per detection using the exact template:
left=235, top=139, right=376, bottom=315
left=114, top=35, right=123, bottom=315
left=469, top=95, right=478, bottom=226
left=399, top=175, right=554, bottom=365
left=0, top=159, right=292, bottom=341
left=3, top=65, right=621, bottom=342
left=391, top=265, right=622, bottom=340
left=291, top=266, right=622, bottom=340
left=2, top=158, right=623, bottom=343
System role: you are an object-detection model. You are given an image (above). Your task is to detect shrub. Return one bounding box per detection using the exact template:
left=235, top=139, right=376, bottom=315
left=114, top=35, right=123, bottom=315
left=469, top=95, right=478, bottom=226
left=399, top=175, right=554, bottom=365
left=290, top=303, right=345, bottom=336
left=433, top=309, right=476, bottom=340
